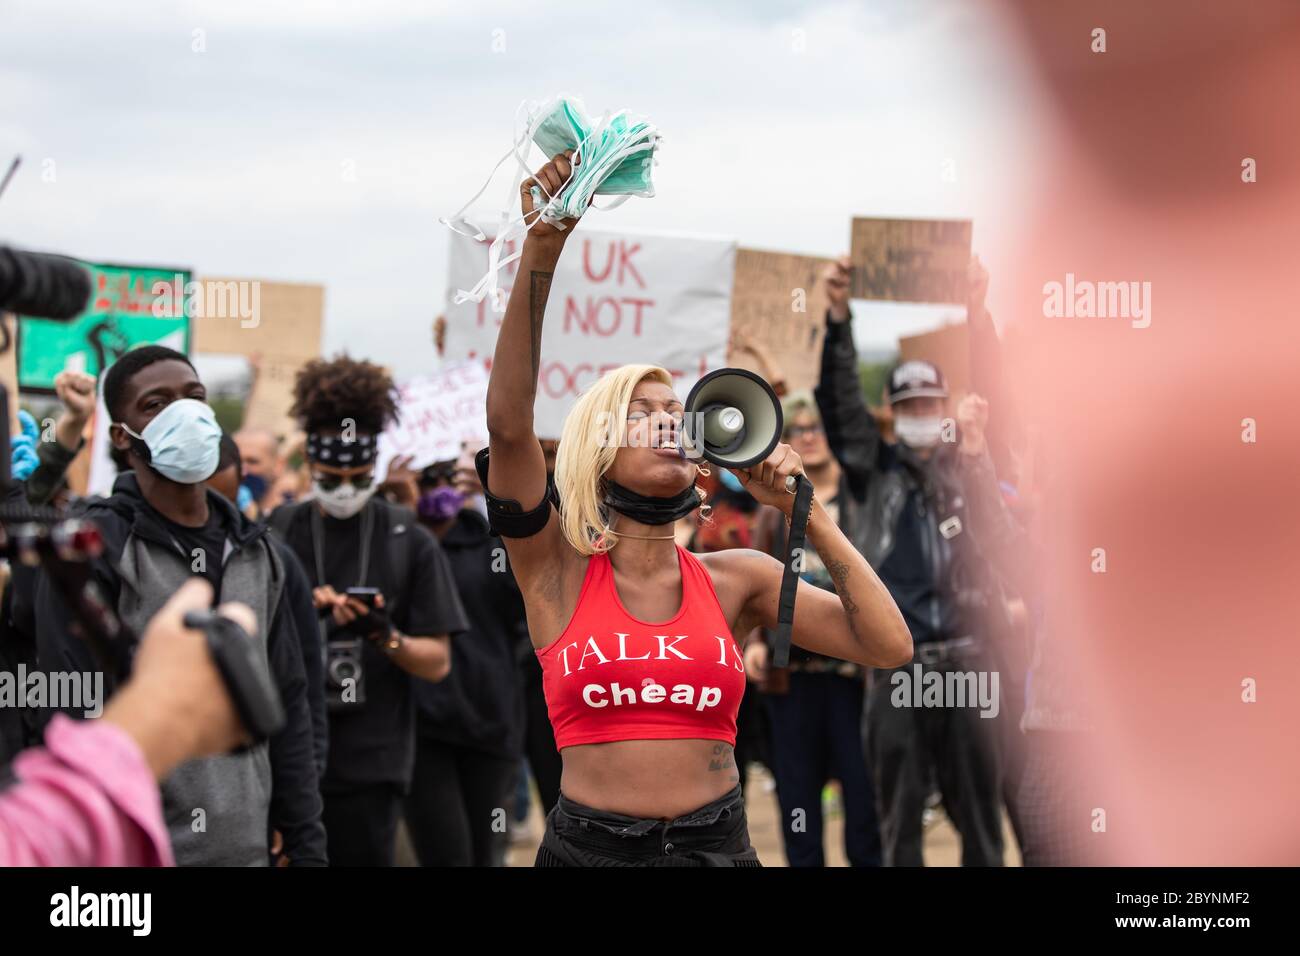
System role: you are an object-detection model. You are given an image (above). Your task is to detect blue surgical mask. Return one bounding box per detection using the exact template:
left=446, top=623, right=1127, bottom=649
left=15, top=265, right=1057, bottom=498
left=118, top=398, right=222, bottom=484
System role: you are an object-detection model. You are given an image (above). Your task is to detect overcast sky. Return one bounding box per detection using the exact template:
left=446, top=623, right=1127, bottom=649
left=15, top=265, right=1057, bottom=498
left=1, top=0, right=1050, bottom=384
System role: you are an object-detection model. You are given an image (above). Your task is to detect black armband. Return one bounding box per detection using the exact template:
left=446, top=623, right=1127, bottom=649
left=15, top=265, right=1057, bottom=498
left=475, top=446, right=558, bottom=539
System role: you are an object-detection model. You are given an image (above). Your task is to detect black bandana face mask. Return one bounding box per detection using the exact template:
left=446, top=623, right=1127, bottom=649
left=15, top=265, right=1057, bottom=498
left=603, top=480, right=701, bottom=526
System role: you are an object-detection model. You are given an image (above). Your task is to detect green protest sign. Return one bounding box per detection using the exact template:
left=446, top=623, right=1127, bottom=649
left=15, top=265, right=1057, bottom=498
left=16, top=262, right=191, bottom=393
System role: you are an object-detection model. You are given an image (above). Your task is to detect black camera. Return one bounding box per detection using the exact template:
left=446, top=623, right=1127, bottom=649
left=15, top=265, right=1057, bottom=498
left=325, top=636, right=366, bottom=710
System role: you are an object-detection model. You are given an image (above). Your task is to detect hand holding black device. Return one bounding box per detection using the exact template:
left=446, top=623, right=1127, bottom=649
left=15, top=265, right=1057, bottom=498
left=345, top=586, right=391, bottom=640
left=182, top=611, right=286, bottom=742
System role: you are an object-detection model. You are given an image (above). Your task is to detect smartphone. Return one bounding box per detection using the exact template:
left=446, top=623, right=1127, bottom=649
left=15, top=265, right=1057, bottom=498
left=345, top=587, right=382, bottom=607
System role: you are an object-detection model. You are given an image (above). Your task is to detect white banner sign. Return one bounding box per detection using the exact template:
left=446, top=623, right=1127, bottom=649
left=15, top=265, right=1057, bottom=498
left=376, top=361, right=489, bottom=476
left=445, top=226, right=736, bottom=438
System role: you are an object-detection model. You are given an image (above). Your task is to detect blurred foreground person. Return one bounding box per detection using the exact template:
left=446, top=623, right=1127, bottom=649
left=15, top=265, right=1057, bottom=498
left=0, top=580, right=256, bottom=866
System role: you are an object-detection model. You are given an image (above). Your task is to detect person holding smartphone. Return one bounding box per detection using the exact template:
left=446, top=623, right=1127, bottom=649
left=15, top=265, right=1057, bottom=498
left=268, top=354, right=468, bottom=866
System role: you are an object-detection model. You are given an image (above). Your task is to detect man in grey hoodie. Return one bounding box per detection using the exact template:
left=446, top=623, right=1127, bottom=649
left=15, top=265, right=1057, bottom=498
left=26, top=345, right=326, bottom=866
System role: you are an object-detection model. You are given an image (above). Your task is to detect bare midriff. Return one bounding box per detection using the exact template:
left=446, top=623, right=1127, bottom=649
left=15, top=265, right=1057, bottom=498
left=558, top=738, right=740, bottom=820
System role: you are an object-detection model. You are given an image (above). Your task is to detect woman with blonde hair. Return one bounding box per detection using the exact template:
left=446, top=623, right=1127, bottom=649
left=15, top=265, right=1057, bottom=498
left=480, top=151, right=913, bottom=866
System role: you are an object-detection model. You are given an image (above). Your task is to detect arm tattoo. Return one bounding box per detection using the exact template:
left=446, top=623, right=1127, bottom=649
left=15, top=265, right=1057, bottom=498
left=528, top=271, right=553, bottom=382
left=825, top=558, right=859, bottom=615
left=708, top=743, right=741, bottom=786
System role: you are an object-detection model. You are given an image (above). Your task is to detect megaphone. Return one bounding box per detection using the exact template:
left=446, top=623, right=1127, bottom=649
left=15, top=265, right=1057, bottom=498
left=682, top=368, right=783, bottom=469
left=684, top=367, right=811, bottom=671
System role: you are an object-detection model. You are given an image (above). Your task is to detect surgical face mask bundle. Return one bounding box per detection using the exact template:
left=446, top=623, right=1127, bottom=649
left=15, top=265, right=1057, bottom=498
left=442, top=95, right=662, bottom=307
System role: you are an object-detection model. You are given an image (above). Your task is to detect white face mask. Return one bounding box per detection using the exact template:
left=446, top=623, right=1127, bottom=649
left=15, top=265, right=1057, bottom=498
left=313, top=480, right=375, bottom=519
left=894, top=415, right=944, bottom=449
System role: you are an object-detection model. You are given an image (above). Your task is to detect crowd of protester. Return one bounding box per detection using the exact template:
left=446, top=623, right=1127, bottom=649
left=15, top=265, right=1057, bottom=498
left=0, top=250, right=1081, bottom=868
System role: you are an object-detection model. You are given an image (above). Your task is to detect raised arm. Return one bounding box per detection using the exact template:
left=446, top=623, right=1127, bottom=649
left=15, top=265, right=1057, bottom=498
left=813, top=257, right=883, bottom=489
left=483, top=152, right=580, bottom=576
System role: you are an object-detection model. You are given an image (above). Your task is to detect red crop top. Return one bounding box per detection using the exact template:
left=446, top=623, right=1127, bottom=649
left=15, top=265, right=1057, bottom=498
left=536, top=545, right=747, bottom=750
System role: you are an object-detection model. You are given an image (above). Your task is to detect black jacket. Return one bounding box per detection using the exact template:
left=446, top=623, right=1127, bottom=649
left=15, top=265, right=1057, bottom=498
left=814, top=316, right=1026, bottom=645
left=413, top=509, right=529, bottom=759
left=21, top=473, right=327, bottom=866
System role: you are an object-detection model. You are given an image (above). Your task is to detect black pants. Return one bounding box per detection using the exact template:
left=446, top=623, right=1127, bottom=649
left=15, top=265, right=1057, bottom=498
left=865, top=655, right=1004, bottom=866
left=322, top=783, right=402, bottom=866
left=404, top=737, right=517, bottom=867
left=536, top=784, right=761, bottom=867
left=766, top=672, right=882, bottom=866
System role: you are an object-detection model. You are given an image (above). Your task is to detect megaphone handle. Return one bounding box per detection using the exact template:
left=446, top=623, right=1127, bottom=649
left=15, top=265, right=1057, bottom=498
left=772, top=475, right=815, bottom=669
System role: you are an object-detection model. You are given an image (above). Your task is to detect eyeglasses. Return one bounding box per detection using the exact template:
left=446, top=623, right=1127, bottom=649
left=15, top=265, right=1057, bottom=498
left=784, top=424, right=824, bottom=440
left=313, top=472, right=374, bottom=492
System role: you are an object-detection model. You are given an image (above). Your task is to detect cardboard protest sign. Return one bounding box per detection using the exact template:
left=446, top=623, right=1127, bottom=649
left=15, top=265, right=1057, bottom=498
left=446, top=227, right=734, bottom=438
left=190, top=278, right=323, bottom=359
left=727, top=249, right=832, bottom=393
left=190, top=278, right=325, bottom=439
left=850, top=217, right=972, bottom=304
left=375, top=362, right=489, bottom=478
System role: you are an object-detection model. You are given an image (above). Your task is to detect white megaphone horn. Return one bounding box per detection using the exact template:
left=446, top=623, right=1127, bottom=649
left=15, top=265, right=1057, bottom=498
left=681, top=368, right=783, bottom=470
